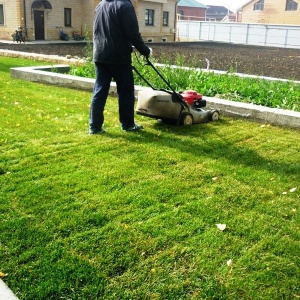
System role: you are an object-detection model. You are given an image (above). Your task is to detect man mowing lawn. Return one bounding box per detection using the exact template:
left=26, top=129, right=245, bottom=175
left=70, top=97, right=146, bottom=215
left=89, top=0, right=152, bottom=134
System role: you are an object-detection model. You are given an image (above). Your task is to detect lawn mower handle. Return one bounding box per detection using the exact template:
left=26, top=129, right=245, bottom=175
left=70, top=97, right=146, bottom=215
left=133, top=56, right=188, bottom=108
left=144, top=56, right=178, bottom=95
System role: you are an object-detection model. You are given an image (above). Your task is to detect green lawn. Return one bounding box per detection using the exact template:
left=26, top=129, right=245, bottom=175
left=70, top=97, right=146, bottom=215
left=0, top=57, right=299, bottom=300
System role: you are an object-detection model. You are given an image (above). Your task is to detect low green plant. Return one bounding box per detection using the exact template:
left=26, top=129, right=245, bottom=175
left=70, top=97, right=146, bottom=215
left=1, top=57, right=300, bottom=300
left=69, top=53, right=300, bottom=112
left=132, top=56, right=300, bottom=111
left=68, top=33, right=95, bottom=78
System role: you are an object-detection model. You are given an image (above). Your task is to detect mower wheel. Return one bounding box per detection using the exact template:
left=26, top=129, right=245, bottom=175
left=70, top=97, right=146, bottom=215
left=210, top=110, right=220, bottom=121
left=180, top=112, right=193, bottom=125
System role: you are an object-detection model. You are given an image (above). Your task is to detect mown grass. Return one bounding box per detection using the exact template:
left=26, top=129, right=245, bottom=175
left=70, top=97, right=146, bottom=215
left=1, top=57, right=300, bottom=300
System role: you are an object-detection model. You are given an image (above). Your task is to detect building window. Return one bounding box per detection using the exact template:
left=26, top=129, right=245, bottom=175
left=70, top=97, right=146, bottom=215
left=64, top=8, right=72, bottom=27
left=286, top=0, right=298, bottom=10
left=163, top=11, right=169, bottom=26
left=145, top=9, right=154, bottom=25
left=253, top=0, right=264, bottom=10
left=0, top=4, right=4, bottom=25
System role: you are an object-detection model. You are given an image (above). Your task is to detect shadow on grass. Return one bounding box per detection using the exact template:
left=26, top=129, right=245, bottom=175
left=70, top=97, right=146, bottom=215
left=106, top=119, right=299, bottom=178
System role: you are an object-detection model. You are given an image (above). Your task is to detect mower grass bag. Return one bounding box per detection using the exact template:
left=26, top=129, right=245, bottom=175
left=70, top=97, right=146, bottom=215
left=136, top=89, right=219, bottom=125
left=134, top=57, right=219, bottom=126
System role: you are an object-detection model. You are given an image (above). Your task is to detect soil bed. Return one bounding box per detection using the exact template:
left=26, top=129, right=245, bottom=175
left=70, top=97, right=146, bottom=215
left=1, top=41, right=300, bottom=80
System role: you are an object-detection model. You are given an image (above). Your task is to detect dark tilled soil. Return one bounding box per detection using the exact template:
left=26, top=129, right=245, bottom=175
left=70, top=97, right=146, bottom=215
left=1, top=41, right=300, bottom=80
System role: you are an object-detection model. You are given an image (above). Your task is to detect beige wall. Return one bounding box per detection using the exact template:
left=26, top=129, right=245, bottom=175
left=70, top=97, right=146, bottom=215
left=242, top=0, right=300, bottom=25
left=25, top=0, right=93, bottom=40
left=137, top=0, right=176, bottom=42
left=0, top=0, right=22, bottom=39
left=0, top=0, right=176, bottom=41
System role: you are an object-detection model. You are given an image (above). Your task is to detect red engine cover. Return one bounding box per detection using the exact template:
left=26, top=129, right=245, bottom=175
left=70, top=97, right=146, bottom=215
left=180, top=90, right=203, bottom=105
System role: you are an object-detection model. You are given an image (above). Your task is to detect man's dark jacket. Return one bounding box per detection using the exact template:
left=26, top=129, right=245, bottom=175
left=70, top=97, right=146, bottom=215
left=93, top=0, right=150, bottom=64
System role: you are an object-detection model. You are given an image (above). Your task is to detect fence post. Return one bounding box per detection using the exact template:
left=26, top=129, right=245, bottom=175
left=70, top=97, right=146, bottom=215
left=199, top=22, right=202, bottom=40
left=245, top=24, right=250, bottom=44
left=284, top=28, right=288, bottom=48
left=186, top=18, right=190, bottom=41
left=264, top=25, right=268, bottom=46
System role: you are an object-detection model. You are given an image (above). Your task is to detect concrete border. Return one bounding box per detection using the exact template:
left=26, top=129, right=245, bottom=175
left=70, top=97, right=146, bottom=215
left=10, top=64, right=300, bottom=129
left=10, top=65, right=96, bottom=91
left=0, top=279, right=19, bottom=300
left=204, top=96, right=300, bottom=128
left=0, top=49, right=85, bottom=65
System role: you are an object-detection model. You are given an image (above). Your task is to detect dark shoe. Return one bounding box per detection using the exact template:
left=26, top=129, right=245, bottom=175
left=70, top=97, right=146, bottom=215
left=122, top=124, right=143, bottom=132
left=89, top=128, right=106, bottom=135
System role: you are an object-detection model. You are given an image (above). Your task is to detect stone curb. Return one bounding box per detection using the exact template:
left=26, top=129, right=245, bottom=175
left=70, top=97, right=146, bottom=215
left=0, top=49, right=85, bottom=65
left=0, top=279, right=19, bottom=300
left=204, top=96, right=300, bottom=128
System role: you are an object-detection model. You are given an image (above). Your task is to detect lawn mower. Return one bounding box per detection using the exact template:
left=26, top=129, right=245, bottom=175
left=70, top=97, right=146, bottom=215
left=134, top=57, right=219, bottom=125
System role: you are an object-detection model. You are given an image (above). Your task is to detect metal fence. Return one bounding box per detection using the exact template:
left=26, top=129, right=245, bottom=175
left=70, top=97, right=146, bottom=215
left=177, top=21, right=300, bottom=49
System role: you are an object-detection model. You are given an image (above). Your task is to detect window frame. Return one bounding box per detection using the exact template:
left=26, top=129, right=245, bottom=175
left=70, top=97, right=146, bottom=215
left=0, top=4, right=4, bottom=25
left=286, top=0, right=298, bottom=11
left=253, top=0, right=264, bottom=11
left=163, top=11, right=169, bottom=26
left=64, top=8, right=72, bottom=27
left=145, top=9, right=155, bottom=26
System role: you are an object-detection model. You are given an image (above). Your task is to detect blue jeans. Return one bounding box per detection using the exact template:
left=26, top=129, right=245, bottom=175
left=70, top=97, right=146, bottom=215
left=89, top=62, right=135, bottom=132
